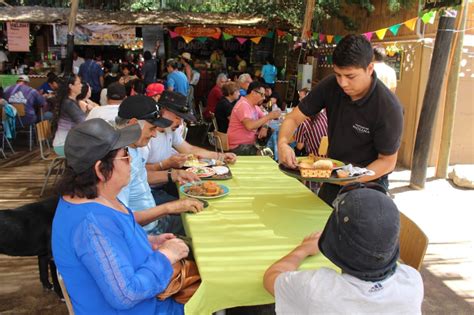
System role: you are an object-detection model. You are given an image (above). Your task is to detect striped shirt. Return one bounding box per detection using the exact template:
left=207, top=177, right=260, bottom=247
left=295, top=109, right=328, bottom=156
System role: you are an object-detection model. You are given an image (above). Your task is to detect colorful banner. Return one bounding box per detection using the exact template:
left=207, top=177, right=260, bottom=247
left=174, top=27, right=221, bottom=38
left=276, top=29, right=287, bottom=37
left=326, top=35, right=334, bottom=44
left=236, top=37, right=248, bottom=45
left=421, top=11, right=437, bottom=24
left=265, top=31, right=274, bottom=39
left=7, top=22, right=30, bottom=52
left=375, top=28, right=388, bottom=40
left=389, top=24, right=402, bottom=36
left=251, top=37, right=262, bottom=44
left=363, top=32, right=374, bottom=41
left=169, top=30, right=179, bottom=39
left=54, top=25, right=135, bottom=46
left=196, top=37, right=207, bottom=43
left=182, top=36, right=193, bottom=44
left=223, top=27, right=268, bottom=37
left=404, top=18, right=418, bottom=31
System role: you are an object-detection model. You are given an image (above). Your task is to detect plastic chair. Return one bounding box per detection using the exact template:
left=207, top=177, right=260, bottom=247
left=36, top=120, right=66, bottom=196
left=0, top=122, right=15, bottom=158
left=11, top=103, right=35, bottom=151
left=57, top=272, right=75, bottom=315
left=399, top=212, right=429, bottom=270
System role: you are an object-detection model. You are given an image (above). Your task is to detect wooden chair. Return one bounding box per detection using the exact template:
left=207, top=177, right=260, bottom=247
left=214, top=131, right=229, bottom=153
left=399, top=212, right=429, bottom=270
left=57, top=272, right=75, bottom=315
left=36, top=120, right=66, bottom=196
left=318, top=136, right=328, bottom=157
left=11, top=103, right=35, bottom=151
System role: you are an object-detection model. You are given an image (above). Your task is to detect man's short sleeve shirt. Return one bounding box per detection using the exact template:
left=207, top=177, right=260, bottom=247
left=298, top=74, right=403, bottom=167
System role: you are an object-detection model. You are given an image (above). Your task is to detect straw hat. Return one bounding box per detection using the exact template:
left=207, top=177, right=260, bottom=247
left=180, top=52, right=192, bottom=61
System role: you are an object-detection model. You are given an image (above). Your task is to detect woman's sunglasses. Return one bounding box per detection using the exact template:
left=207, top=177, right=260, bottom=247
left=114, top=147, right=131, bottom=162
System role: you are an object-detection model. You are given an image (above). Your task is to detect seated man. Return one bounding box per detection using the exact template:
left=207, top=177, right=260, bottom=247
left=237, top=73, right=252, bottom=96
left=142, top=91, right=237, bottom=205
left=264, top=184, right=423, bottom=314
left=203, top=73, right=227, bottom=120
left=86, top=82, right=127, bottom=125
left=115, top=95, right=203, bottom=235
left=215, top=81, right=240, bottom=133
left=227, top=81, right=281, bottom=155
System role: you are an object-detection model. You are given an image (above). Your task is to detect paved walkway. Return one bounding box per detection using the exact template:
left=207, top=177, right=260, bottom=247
left=389, top=166, right=474, bottom=313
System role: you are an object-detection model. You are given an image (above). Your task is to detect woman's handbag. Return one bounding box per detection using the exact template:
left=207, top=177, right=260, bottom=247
left=157, top=259, right=201, bottom=304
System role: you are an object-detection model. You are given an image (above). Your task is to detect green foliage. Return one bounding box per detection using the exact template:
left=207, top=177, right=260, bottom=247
left=128, top=0, right=417, bottom=31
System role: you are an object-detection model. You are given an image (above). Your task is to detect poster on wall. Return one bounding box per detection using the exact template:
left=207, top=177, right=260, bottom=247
left=54, top=25, right=136, bottom=46
left=7, top=22, right=30, bottom=52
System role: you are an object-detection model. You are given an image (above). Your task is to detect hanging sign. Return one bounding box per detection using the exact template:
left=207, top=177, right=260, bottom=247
left=7, top=22, right=30, bottom=52
left=54, top=25, right=135, bottom=46
left=223, top=27, right=268, bottom=37
left=174, top=27, right=221, bottom=38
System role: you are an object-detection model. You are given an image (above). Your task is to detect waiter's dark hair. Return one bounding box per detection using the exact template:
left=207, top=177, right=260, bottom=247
left=333, top=34, right=373, bottom=69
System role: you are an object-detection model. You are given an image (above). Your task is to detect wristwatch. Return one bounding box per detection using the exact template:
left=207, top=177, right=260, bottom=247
left=167, top=169, right=173, bottom=183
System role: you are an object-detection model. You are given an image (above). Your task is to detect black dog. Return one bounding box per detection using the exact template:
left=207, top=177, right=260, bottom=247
left=0, top=196, right=62, bottom=298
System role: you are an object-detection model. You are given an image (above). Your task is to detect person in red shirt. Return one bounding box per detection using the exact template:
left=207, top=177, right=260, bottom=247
left=203, top=73, right=227, bottom=120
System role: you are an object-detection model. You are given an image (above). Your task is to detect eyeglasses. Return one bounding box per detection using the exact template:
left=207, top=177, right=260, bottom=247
left=253, top=90, right=265, bottom=97
left=114, top=147, right=131, bottom=162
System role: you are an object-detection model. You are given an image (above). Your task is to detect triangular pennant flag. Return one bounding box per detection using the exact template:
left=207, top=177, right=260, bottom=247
left=421, top=11, right=436, bottom=24
left=250, top=37, right=262, bottom=44
left=169, top=31, right=179, bottom=39
left=313, top=32, right=319, bottom=40
left=319, top=34, right=325, bottom=43
left=222, top=32, right=233, bottom=40
left=388, top=24, right=401, bottom=36
left=334, top=35, right=343, bottom=44
left=363, top=32, right=373, bottom=41
left=375, top=28, right=388, bottom=40
left=326, top=35, right=334, bottom=44
left=183, top=36, right=193, bottom=44
left=265, top=31, right=274, bottom=38
left=236, top=37, right=248, bottom=45
left=277, top=29, right=286, bottom=37
left=404, top=18, right=418, bottom=31
left=196, top=37, right=207, bottom=43
left=211, top=32, right=221, bottom=40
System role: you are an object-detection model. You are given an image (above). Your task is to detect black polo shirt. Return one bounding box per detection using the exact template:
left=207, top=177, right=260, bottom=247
left=298, top=73, right=403, bottom=167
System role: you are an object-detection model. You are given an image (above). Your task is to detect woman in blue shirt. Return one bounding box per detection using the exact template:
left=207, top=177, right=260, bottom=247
left=261, top=56, right=278, bottom=89
left=52, top=119, right=189, bottom=314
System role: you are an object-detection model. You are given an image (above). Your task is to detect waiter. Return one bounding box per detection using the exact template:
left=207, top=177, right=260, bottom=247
left=278, top=34, right=403, bottom=206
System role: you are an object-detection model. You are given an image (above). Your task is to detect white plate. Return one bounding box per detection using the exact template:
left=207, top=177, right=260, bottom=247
left=212, top=166, right=229, bottom=175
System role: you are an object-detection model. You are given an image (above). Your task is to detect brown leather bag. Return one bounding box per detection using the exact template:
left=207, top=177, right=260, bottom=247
left=157, top=259, right=201, bottom=304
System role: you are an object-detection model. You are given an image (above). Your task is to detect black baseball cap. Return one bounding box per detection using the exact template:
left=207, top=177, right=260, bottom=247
left=157, top=90, right=197, bottom=123
left=118, top=95, right=172, bottom=128
left=318, top=187, right=400, bottom=281
left=64, top=119, right=141, bottom=173
left=107, top=82, right=126, bottom=100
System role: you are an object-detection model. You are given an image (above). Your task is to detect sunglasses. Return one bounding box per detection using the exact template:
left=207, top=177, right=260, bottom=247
left=114, top=147, right=131, bottom=162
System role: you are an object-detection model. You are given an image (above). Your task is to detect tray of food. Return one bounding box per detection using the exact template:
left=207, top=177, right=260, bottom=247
left=279, top=154, right=374, bottom=183
left=184, top=156, right=233, bottom=180
left=180, top=181, right=230, bottom=199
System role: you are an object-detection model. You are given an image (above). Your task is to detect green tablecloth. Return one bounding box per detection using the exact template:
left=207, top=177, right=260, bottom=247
left=182, top=156, right=336, bottom=315
left=0, top=74, right=19, bottom=89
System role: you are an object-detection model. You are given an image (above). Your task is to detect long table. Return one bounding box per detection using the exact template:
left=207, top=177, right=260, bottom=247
left=182, top=156, right=336, bottom=315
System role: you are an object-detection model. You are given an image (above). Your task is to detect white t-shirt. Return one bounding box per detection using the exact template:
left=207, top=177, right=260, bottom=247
left=374, top=62, right=397, bottom=91
left=99, top=88, right=108, bottom=106
left=139, top=128, right=185, bottom=164
left=274, top=264, right=423, bottom=315
left=85, top=105, right=119, bottom=126
left=73, top=57, right=85, bottom=75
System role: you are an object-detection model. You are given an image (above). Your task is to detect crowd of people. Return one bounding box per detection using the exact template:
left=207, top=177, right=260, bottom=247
left=1, top=33, right=419, bottom=314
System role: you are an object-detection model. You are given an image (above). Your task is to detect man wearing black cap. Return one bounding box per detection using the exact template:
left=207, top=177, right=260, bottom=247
left=115, top=95, right=203, bottom=235
left=141, top=91, right=237, bottom=205
left=86, top=82, right=127, bottom=125
left=264, top=185, right=423, bottom=314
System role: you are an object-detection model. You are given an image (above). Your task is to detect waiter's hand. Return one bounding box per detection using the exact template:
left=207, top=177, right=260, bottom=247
left=278, top=143, right=298, bottom=169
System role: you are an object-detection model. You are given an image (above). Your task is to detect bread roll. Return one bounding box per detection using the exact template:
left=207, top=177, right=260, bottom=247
left=313, top=159, right=333, bottom=170
left=299, top=162, right=314, bottom=169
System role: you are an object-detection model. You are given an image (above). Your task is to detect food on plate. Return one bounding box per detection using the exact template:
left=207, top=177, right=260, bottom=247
left=299, top=159, right=334, bottom=178
left=298, top=154, right=340, bottom=168
left=184, top=154, right=208, bottom=167
left=184, top=181, right=224, bottom=197
left=336, top=169, right=350, bottom=178
left=186, top=167, right=215, bottom=177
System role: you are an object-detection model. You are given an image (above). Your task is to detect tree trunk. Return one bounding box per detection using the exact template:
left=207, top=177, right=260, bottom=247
left=64, top=0, right=80, bottom=75
left=410, top=13, right=456, bottom=189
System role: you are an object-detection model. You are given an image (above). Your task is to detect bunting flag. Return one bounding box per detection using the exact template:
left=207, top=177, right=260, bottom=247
left=404, top=18, right=418, bottom=31
left=313, top=32, right=319, bottom=40
left=319, top=34, right=325, bottom=43
left=375, top=28, right=388, bottom=40
left=276, top=29, right=287, bottom=37
left=388, top=24, right=401, bottom=36
left=236, top=37, right=248, bottom=45
left=421, top=11, right=436, bottom=24
left=250, top=37, right=262, bottom=44
left=169, top=30, right=179, bottom=39
left=265, top=31, right=274, bottom=39
left=363, top=32, right=373, bottom=41
left=222, top=32, right=233, bottom=40
left=211, top=32, right=222, bottom=40
left=334, top=35, right=343, bottom=44
left=326, top=35, right=334, bottom=44
left=183, top=36, right=193, bottom=43
left=196, top=37, right=207, bottom=43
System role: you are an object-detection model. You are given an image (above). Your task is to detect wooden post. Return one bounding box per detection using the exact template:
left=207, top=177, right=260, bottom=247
left=301, top=0, right=315, bottom=41
left=409, top=13, right=456, bottom=189
left=435, top=2, right=468, bottom=178
left=64, top=0, right=80, bottom=75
